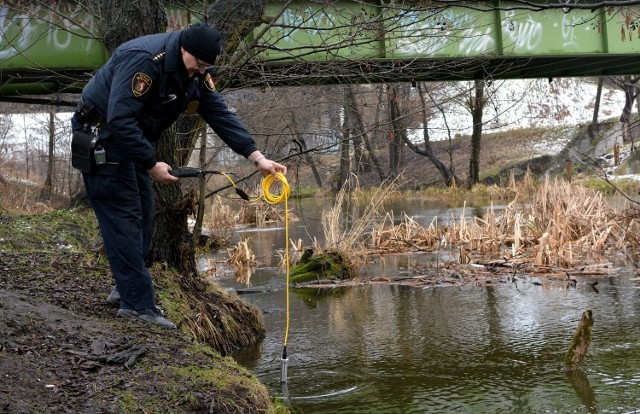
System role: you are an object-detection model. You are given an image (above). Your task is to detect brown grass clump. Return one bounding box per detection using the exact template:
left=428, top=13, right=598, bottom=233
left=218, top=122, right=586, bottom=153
left=226, top=240, right=257, bottom=286
left=237, top=202, right=282, bottom=226
left=156, top=266, right=265, bottom=355
left=469, top=175, right=622, bottom=269
left=227, top=240, right=257, bottom=268
left=371, top=175, right=640, bottom=275
left=317, top=176, right=399, bottom=269
left=371, top=212, right=443, bottom=252
left=205, top=195, right=237, bottom=230
left=0, top=178, right=70, bottom=213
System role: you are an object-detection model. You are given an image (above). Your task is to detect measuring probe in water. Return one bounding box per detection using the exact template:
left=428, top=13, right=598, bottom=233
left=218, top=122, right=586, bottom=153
left=169, top=166, right=250, bottom=201
left=172, top=166, right=293, bottom=385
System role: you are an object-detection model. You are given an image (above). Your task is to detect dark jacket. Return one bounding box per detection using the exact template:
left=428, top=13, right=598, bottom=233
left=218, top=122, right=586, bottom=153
left=81, top=31, right=257, bottom=170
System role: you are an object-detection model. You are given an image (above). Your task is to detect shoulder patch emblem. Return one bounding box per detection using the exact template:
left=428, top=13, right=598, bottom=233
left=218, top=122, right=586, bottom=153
left=204, top=73, right=216, bottom=92
left=131, top=72, right=152, bottom=97
left=187, top=101, right=200, bottom=114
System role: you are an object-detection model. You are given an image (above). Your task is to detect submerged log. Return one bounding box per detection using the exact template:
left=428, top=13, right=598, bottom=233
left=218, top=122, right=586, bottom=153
left=563, top=310, right=594, bottom=371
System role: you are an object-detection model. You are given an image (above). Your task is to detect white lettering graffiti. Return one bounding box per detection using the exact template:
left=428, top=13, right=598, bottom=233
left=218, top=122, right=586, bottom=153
left=562, top=13, right=578, bottom=48
left=278, top=7, right=328, bottom=45
left=503, top=11, right=543, bottom=51
left=396, top=9, right=494, bottom=55
left=396, top=10, right=451, bottom=55
left=458, top=27, right=496, bottom=54
left=0, top=5, right=98, bottom=60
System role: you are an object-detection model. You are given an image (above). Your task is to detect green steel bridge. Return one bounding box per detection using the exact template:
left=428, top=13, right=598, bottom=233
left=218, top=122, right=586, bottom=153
left=1, top=1, right=640, bottom=104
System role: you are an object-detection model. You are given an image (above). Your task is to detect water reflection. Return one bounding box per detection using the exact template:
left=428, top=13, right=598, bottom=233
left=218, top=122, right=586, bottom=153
left=565, top=369, right=596, bottom=412
left=217, top=198, right=640, bottom=413
left=233, top=282, right=640, bottom=413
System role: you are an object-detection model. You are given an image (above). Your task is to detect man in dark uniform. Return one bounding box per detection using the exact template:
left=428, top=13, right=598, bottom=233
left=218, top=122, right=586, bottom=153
left=71, top=23, right=286, bottom=328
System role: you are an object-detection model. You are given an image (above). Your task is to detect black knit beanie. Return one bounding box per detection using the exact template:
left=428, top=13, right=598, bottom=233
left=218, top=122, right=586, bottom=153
left=180, top=23, right=221, bottom=65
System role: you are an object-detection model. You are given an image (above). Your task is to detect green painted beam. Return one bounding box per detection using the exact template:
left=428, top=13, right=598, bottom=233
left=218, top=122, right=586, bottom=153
left=1, top=1, right=640, bottom=99
left=256, top=1, right=640, bottom=59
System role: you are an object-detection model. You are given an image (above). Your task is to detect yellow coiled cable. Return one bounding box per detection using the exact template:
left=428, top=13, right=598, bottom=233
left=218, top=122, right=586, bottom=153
left=259, top=173, right=291, bottom=351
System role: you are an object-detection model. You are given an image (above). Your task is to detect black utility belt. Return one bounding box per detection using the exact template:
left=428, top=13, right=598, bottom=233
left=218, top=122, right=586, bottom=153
left=71, top=130, right=106, bottom=173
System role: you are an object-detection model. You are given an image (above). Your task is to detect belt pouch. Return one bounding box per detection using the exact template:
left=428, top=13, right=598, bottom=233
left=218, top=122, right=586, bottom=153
left=71, top=130, right=97, bottom=173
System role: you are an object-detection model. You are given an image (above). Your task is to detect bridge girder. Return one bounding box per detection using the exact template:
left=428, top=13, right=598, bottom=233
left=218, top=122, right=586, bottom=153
left=1, top=1, right=640, bottom=104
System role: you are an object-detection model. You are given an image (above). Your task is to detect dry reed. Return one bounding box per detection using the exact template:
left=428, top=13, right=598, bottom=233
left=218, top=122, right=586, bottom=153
left=317, top=175, right=399, bottom=268
left=226, top=239, right=257, bottom=285
left=371, top=174, right=640, bottom=275
left=204, top=195, right=237, bottom=231
left=238, top=202, right=282, bottom=226
left=227, top=239, right=257, bottom=268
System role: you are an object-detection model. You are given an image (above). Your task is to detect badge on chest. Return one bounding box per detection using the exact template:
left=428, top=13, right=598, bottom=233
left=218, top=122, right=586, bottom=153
left=187, top=101, right=200, bottom=113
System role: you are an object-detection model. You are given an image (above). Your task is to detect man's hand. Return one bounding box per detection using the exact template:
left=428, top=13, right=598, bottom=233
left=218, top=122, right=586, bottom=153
left=256, top=157, right=287, bottom=178
left=250, top=151, right=286, bottom=178
left=148, top=162, right=179, bottom=183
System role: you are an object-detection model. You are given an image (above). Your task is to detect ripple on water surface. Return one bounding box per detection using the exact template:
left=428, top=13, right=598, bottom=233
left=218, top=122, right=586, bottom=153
left=240, top=280, right=640, bottom=413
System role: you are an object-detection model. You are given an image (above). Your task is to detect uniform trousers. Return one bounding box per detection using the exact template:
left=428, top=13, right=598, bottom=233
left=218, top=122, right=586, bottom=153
left=81, top=135, right=156, bottom=311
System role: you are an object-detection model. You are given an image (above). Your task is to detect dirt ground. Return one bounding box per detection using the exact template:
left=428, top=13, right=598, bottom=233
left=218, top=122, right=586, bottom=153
left=0, top=211, right=280, bottom=414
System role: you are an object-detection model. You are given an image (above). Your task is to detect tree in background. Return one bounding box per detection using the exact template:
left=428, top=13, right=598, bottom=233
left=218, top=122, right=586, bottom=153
left=41, top=108, right=55, bottom=199
left=608, top=75, right=640, bottom=149
left=0, top=115, right=14, bottom=177
left=387, top=84, right=407, bottom=180
left=468, top=79, right=487, bottom=187
left=402, top=82, right=458, bottom=187
left=343, top=85, right=386, bottom=183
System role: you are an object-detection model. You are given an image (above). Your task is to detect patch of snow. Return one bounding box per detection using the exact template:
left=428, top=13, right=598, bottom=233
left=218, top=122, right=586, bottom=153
left=425, top=79, right=624, bottom=142
left=530, top=126, right=579, bottom=156
left=7, top=178, right=38, bottom=186
left=610, top=174, right=640, bottom=182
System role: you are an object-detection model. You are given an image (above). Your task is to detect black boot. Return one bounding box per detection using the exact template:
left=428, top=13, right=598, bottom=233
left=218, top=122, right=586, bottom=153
left=117, top=307, right=176, bottom=329
left=106, top=287, right=120, bottom=307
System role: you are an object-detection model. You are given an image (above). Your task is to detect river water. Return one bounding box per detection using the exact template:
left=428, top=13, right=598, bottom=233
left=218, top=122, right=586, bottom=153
left=208, top=198, right=640, bottom=413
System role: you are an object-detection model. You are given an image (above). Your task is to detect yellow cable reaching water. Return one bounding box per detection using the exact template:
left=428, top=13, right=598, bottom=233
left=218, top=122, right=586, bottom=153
left=259, top=173, right=292, bottom=383
left=219, top=170, right=291, bottom=382
left=260, top=174, right=291, bottom=345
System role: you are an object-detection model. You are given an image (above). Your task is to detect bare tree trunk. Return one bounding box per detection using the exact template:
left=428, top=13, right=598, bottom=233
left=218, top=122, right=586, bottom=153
left=209, top=0, right=264, bottom=55
left=103, top=0, right=166, bottom=53
left=42, top=109, right=55, bottom=199
left=620, top=82, right=639, bottom=148
left=387, top=84, right=404, bottom=180
left=342, top=87, right=367, bottom=174
left=338, top=124, right=351, bottom=189
left=151, top=121, right=200, bottom=274
left=588, top=77, right=604, bottom=141
left=405, top=83, right=457, bottom=186
left=193, top=125, right=208, bottom=244
left=469, top=79, right=485, bottom=187
left=426, top=89, right=457, bottom=175
left=294, top=133, right=324, bottom=188
left=592, top=77, right=603, bottom=126
left=22, top=116, right=29, bottom=179
left=150, top=115, right=202, bottom=275
left=345, top=86, right=386, bottom=183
